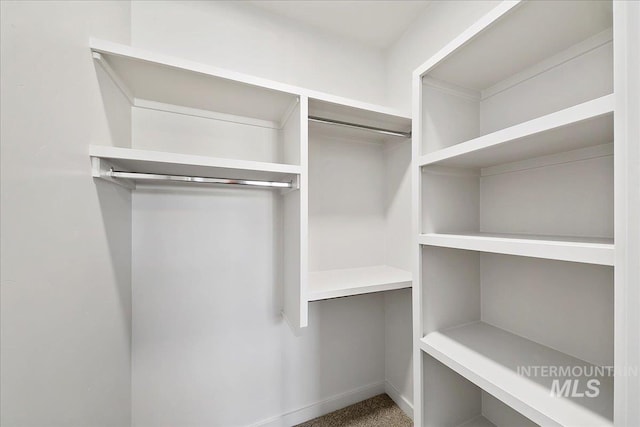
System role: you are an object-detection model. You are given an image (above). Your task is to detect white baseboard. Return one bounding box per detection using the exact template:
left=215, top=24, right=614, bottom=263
left=250, top=381, right=386, bottom=427
left=384, top=380, right=414, bottom=420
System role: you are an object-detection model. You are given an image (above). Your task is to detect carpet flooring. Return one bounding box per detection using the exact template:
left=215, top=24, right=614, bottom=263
left=294, top=394, right=413, bottom=427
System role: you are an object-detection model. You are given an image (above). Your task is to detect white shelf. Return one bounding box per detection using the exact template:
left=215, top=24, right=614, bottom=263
left=90, top=146, right=300, bottom=185
left=90, top=39, right=412, bottom=126
left=419, top=233, right=614, bottom=266
left=419, top=95, right=614, bottom=169
left=307, top=265, right=411, bottom=301
left=91, top=39, right=299, bottom=123
left=308, top=98, right=411, bottom=142
left=457, top=416, right=495, bottom=427
left=420, top=322, right=613, bottom=427
left=421, top=1, right=612, bottom=91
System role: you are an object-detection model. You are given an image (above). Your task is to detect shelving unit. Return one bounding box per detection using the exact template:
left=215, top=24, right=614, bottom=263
left=420, top=322, right=613, bottom=427
left=411, top=0, right=640, bottom=426
left=306, top=97, right=412, bottom=311
left=90, top=39, right=412, bottom=332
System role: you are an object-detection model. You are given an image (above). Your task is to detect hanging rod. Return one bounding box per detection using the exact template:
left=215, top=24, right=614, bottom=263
left=308, top=116, right=411, bottom=138
left=105, top=169, right=293, bottom=189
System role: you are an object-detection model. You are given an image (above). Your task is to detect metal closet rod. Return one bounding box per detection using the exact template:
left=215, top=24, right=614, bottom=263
left=106, top=169, right=293, bottom=189
left=308, top=116, right=411, bottom=138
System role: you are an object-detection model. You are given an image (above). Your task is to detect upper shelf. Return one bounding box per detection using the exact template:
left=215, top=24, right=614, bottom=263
left=90, top=146, right=300, bottom=189
left=418, top=1, right=612, bottom=90
left=419, top=94, right=614, bottom=169
left=90, top=39, right=411, bottom=127
left=308, top=98, right=411, bottom=142
left=420, top=322, right=613, bottom=427
left=307, top=265, right=411, bottom=301
left=91, top=40, right=298, bottom=123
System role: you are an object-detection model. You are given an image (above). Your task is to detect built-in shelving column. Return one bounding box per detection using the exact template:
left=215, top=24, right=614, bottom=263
left=282, top=95, right=309, bottom=330
left=613, top=2, right=640, bottom=425
left=412, top=1, right=627, bottom=426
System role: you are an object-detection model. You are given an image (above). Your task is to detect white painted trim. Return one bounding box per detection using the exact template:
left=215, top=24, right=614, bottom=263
left=298, top=96, right=309, bottom=329
left=613, top=2, right=640, bottom=425
left=384, top=380, right=413, bottom=420
left=413, top=1, right=521, bottom=77
left=482, top=28, right=613, bottom=100
left=411, top=68, right=424, bottom=427
left=133, top=99, right=280, bottom=130
left=480, top=142, right=613, bottom=177
left=249, top=381, right=385, bottom=427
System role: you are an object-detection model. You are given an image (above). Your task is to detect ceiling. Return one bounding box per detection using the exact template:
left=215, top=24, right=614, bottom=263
left=246, top=1, right=431, bottom=49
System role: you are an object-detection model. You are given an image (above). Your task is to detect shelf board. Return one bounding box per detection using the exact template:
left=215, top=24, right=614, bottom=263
left=423, top=1, right=612, bottom=91
left=419, top=95, right=614, bottom=169
left=90, top=39, right=299, bottom=123
left=457, top=415, right=496, bottom=427
left=419, top=233, right=614, bottom=266
left=308, top=98, right=411, bottom=142
left=307, top=265, right=411, bottom=301
left=420, top=322, right=613, bottom=427
left=90, top=39, right=412, bottom=127
left=90, top=146, right=300, bottom=186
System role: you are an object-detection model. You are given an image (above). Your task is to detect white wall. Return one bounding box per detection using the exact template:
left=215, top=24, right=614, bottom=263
left=131, top=0, right=387, bottom=106
left=385, top=0, right=502, bottom=114
left=131, top=184, right=386, bottom=426
left=0, top=1, right=132, bottom=426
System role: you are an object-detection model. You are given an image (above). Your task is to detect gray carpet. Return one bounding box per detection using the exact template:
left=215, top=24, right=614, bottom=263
left=295, top=394, right=413, bottom=427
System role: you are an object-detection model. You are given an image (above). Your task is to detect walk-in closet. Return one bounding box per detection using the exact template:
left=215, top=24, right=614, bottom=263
left=1, top=1, right=638, bottom=427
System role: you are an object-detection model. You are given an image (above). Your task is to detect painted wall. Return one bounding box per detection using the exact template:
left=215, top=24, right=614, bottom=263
left=131, top=183, right=387, bottom=426
left=385, top=0, right=502, bottom=114
left=0, top=1, right=132, bottom=426
left=131, top=0, right=388, bottom=106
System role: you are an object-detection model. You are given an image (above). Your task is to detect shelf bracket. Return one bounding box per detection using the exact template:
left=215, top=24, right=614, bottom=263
left=91, top=157, right=135, bottom=190
left=280, top=174, right=300, bottom=195
left=92, top=51, right=134, bottom=105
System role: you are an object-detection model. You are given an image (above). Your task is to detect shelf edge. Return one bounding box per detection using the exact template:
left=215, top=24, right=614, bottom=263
left=419, top=94, right=615, bottom=168
left=418, top=233, right=614, bottom=266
